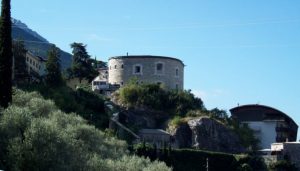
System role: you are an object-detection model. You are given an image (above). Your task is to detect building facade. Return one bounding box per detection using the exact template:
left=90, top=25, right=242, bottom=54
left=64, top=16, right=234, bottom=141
left=25, top=51, right=46, bottom=77
left=108, top=55, right=184, bottom=90
left=138, top=129, right=171, bottom=148
left=230, top=104, right=298, bottom=149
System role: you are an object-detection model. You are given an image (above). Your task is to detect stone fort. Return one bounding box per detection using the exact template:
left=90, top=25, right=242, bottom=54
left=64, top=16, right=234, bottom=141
left=108, top=55, right=184, bottom=90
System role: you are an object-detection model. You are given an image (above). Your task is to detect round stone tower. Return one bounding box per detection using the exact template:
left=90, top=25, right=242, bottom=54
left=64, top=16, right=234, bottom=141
left=108, top=55, right=184, bottom=90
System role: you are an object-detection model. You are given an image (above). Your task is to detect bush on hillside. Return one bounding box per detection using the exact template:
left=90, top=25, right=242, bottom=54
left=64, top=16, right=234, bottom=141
left=20, top=84, right=108, bottom=129
left=0, top=90, right=171, bottom=171
left=269, top=160, right=298, bottom=171
left=133, top=144, right=239, bottom=171
left=117, top=83, right=205, bottom=116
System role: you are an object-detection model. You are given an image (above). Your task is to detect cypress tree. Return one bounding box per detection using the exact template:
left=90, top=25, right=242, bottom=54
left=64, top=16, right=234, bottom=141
left=45, top=45, right=62, bottom=87
left=0, top=0, right=12, bottom=108
left=12, top=40, right=28, bottom=82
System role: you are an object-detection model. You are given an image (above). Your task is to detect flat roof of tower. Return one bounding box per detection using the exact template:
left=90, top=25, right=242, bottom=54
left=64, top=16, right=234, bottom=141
left=109, top=55, right=184, bottom=65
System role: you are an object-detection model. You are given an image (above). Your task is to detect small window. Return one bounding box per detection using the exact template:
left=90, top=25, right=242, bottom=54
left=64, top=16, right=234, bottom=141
left=135, top=66, right=141, bottom=73
left=175, top=68, right=179, bottom=76
left=133, top=64, right=142, bottom=74
left=157, top=63, right=163, bottom=71
left=155, top=62, right=164, bottom=75
left=121, top=64, right=124, bottom=68
left=110, top=66, right=112, bottom=70
left=114, top=65, right=117, bottom=69
left=175, top=84, right=179, bottom=89
left=121, top=82, right=124, bottom=85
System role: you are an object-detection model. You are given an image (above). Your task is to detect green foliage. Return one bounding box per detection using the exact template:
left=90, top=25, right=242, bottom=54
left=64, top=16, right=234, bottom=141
left=169, top=116, right=187, bottom=128
left=12, top=40, right=28, bottom=82
left=0, top=0, right=13, bottom=108
left=231, top=121, right=260, bottom=151
left=21, top=84, right=109, bottom=129
left=133, top=145, right=240, bottom=171
left=269, top=160, right=298, bottom=171
left=45, top=45, right=63, bottom=87
left=236, top=155, right=267, bottom=171
left=69, top=42, right=98, bottom=83
left=209, top=108, right=229, bottom=123
left=118, top=83, right=205, bottom=115
left=0, top=89, right=170, bottom=171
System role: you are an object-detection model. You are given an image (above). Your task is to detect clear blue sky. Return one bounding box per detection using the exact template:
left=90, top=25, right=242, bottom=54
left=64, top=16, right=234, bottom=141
left=11, top=0, right=300, bottom=138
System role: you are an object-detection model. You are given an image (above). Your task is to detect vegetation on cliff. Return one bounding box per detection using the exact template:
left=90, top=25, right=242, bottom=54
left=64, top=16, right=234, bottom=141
left=116, top=83, right=204, bottom=116
left=116, top=82, right=259, bottom=151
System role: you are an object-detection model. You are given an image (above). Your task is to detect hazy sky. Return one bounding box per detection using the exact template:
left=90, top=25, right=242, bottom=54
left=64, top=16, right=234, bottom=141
left=11, top=0, right=300, bottom=138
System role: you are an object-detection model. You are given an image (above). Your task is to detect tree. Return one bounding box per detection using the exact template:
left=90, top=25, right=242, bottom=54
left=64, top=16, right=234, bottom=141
left=12, top=40, right=28, bottom=82
left=0, top=0, right=12, bottom=108
left=70, top=42, right=97, bottom=83
left=45, top=45, right=62, bottom=86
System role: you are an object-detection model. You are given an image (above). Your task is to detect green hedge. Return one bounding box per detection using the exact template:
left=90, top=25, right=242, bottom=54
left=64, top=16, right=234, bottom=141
left=166, top=149, right=238, bottom=171
left=133, top=144, right=239, bottom=171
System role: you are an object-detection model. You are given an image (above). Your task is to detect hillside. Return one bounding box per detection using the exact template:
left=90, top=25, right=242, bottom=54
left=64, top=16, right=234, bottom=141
left=0, top=89, right=170, bottom=171
left=11, top=18, right=72, bottom=69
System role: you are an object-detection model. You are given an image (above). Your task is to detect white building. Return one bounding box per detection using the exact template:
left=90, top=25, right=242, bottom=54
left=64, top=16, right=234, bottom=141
left=230, top=104, right=298, bottom=149
left=25, top=51, right=46, bottom=78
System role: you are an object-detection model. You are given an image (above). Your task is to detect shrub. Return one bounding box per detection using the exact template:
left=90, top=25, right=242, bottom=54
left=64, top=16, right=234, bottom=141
left=0, top=90, right=170, bottom=171
left=20, top=84, right=108, bottom=129
left=117, top=83, right=205, bottom=115
left=269, top=160, right=298, bottom=171
left=168, top=116, right=187, bottom=129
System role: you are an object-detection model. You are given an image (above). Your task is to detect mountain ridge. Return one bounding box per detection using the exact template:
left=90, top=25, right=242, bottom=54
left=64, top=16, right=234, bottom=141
left=11, top=18, right=72, bottom=69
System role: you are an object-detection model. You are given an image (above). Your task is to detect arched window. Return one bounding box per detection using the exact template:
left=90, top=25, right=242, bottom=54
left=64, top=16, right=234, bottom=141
left=175, top=68, right=179, bottom=77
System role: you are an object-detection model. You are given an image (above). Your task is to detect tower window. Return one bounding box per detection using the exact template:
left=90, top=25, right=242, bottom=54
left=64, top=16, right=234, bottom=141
left=133, top=64, right=143, bottom=75
left=155, top=62, right=164, bottom=75
left=114, top=65, right=117, bottom=69
left=175, top=68, right=179, bottom=76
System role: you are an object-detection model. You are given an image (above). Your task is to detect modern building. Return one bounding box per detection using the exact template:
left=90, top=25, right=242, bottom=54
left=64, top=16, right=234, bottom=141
left=108, top=55, right=184, bottom=90
left=92, top=68, right=109, bottom=91
left=230, top=104, right=298, bottom=149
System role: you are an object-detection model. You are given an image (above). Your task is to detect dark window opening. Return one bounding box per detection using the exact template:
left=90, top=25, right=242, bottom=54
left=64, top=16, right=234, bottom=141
left=157, top=63, right=163, bottom=71
left=135, top=66, right=141, bottom=73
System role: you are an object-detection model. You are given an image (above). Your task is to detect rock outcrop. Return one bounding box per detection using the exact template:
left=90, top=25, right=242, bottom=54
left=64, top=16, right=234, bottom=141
left=171, top=117, right=245, bottom=153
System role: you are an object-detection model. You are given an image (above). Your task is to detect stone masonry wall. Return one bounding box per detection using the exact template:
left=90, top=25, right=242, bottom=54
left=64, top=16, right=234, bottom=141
left=108, top=56, right=184, bottom=90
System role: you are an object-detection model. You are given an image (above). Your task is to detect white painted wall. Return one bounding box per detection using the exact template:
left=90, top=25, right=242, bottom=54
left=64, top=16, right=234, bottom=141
left=243, top=121, right=277, bottom=149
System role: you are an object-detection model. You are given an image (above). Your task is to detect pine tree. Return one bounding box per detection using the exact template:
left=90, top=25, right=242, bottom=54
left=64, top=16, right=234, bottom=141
left=45, top=45, right=62, bottom=86
left=12, top=40, right=28, bottom=82
left=70, top=42, right=97, bottom=83
left=0, top=0, right=12, bottom=108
